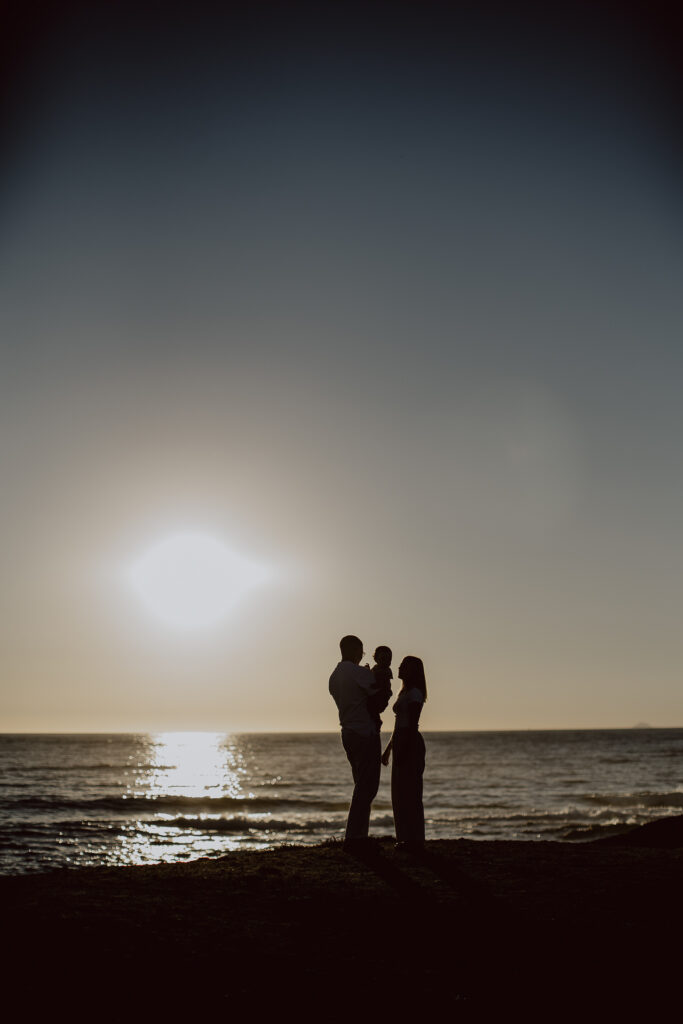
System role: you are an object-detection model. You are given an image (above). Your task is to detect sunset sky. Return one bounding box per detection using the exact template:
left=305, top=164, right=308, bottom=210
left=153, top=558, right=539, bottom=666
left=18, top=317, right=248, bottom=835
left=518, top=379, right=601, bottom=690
left=2, top=3, right=682, bottom=732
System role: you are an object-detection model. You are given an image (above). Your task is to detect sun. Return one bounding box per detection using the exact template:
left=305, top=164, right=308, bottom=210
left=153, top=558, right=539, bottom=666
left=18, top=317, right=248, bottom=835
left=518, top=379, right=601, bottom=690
left=128, top=532, right=268, bottom=629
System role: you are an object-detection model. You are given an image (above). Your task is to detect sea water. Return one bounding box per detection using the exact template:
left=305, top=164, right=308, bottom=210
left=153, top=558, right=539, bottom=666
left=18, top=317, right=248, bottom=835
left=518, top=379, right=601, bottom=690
left=1, top=729, right=682, bottom=874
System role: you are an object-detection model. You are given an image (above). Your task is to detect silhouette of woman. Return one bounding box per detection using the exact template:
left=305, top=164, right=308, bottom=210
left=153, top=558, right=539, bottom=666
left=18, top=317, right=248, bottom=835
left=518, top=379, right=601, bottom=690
left=382, top=655, right=427, bottom=846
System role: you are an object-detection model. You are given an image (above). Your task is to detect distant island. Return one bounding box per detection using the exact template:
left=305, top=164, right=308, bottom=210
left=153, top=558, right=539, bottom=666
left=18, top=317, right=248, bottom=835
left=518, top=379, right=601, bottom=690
left=632, top=722, right=653, bottom=728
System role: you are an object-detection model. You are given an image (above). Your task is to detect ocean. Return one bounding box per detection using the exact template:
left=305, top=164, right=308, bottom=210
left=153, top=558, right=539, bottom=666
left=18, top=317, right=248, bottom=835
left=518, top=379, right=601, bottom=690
left=1, top=729, right=682, bottom=875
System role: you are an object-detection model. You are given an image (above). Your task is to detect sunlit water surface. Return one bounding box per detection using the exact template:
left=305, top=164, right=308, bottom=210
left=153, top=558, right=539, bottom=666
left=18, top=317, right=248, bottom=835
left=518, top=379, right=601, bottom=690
left=1, top=730, right=682, bottom=874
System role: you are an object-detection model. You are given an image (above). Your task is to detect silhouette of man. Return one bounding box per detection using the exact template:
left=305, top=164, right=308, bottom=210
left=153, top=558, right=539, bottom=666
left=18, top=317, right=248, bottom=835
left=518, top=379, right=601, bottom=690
left=329, top=634, right=382, bottom=843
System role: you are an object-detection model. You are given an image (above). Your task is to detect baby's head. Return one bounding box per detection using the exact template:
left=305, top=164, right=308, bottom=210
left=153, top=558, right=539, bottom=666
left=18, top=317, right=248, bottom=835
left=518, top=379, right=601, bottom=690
left=373, top=645, right=392, bottom=668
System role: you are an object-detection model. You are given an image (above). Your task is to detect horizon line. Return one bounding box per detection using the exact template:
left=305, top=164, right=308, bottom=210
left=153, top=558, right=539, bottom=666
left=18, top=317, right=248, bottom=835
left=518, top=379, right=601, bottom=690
left=0, top=725, right=676, bottom=736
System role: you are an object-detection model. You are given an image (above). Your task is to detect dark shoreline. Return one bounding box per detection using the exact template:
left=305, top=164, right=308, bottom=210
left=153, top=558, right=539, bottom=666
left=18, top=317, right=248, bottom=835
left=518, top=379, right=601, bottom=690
left=4, top=817, right=682, bottom=1013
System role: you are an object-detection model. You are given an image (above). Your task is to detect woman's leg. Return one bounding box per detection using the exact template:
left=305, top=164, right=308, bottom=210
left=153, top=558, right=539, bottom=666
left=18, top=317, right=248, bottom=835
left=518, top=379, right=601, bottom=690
left=392, top=733, right=425, bottom=842
left=392, top=732, right=412, bottom=840
left=413, top=733, right=425, bottom=842
left=391, top=756, right=405, bottom=840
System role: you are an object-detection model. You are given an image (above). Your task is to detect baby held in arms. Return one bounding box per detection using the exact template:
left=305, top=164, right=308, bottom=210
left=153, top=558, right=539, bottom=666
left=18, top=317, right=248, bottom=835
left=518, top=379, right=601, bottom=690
left=369, top=645, right=393, bottom=733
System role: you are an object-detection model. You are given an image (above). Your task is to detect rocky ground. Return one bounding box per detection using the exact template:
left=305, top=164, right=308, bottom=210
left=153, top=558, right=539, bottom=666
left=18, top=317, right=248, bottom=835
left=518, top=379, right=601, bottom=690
left=4, top=817, right=683, bottom=1016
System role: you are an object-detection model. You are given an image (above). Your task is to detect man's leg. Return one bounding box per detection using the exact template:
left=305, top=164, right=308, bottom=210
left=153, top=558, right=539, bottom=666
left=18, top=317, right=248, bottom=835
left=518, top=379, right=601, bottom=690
left=341, top=730, right=381, bottom=840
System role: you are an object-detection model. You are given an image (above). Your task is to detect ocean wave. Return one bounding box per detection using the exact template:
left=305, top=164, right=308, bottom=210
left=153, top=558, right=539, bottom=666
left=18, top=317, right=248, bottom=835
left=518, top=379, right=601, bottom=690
left=156, top=815, right=343, bottom=833
left=562, top=822, right=645, bottom=841
left=422, top=807, right=652, bottom=838
left=437, top=807, right=628, bottom=824
left=0, top=763, right=168, bottom=773
left=155, top=813, right=396, bottom=833
left=0, top=820, right=130, bottom=845
left=1, top=764, right=112, bottom=773
left=0, top=812, right=396, bottom=842
left=0, top=794, right=362, bottom=813
left=579, top=791, right=683, bottom=809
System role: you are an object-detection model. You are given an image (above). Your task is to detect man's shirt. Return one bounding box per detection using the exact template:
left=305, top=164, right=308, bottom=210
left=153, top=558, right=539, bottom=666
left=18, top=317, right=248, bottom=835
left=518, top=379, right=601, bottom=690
left=329, top=661, right=379, bottom=737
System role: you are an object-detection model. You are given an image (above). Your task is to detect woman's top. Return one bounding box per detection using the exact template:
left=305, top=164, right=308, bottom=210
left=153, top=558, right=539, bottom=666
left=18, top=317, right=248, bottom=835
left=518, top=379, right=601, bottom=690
left=392, top=686, right=424, bottom=731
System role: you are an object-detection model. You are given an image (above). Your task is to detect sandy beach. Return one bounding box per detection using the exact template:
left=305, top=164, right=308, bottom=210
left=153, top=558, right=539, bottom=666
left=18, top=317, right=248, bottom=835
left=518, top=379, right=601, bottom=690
left=4, top=815, right=682, bottom=1014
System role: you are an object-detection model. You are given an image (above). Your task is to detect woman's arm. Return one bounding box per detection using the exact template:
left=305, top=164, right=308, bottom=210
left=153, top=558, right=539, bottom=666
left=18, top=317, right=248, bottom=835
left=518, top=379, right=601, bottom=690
left=381, top=736, right=393, bottom=765
left=405, top=701, right=421, bottom=731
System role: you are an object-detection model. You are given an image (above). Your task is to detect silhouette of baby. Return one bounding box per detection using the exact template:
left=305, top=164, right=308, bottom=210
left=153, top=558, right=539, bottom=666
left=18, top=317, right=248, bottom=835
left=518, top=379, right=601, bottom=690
left=369, top=645, right=393, bottom=732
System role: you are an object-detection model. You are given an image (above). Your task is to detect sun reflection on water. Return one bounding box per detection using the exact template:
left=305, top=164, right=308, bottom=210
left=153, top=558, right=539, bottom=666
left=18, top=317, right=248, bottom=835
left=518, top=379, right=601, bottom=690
left=115, top=732, right=253, bottom=865
left=145, top=731, right=246, bottom=800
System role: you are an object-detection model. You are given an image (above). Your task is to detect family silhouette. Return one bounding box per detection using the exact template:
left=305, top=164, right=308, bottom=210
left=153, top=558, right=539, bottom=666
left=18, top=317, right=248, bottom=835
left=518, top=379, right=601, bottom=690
left=329, top=634, right=427, bottom=848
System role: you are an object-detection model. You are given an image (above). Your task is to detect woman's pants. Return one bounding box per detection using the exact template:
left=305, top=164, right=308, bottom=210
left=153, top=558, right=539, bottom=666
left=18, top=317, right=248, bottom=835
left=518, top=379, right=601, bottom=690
left=391, top=731, right=425, bottom=842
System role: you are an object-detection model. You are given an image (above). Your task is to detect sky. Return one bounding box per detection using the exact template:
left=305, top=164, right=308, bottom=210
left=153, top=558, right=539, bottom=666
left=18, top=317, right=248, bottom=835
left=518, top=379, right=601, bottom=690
left=1, top=2, right=682, bottom=732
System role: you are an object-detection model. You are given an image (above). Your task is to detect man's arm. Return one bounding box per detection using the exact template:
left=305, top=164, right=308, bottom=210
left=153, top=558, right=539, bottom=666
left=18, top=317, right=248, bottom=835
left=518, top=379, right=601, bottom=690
left=349, top=663, right=378, bottom=693
left=367, top=687, right=391, bottom=716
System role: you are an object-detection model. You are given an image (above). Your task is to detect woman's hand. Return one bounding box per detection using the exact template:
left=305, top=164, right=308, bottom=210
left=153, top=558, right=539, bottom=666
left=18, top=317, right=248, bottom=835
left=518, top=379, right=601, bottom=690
left=381, top=741, right=392, bottom=766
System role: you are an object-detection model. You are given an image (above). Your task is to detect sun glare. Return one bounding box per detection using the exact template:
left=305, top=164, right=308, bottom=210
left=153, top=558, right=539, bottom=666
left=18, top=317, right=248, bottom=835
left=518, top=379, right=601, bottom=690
left=147, top=732, right=245, bottom=798
left=128, top=531, right=268, bottom=629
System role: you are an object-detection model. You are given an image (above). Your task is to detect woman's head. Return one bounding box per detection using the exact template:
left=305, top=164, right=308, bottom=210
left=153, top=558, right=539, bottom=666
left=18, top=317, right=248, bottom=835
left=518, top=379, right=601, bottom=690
left=398, top=656, right=427, bottom=700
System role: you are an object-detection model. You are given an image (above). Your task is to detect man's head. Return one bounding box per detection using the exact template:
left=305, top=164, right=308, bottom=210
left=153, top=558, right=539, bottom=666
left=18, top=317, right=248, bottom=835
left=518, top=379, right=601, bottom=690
left=339, top=634, right=363, bottom=664
left=373, top=645, right=392, bottom=667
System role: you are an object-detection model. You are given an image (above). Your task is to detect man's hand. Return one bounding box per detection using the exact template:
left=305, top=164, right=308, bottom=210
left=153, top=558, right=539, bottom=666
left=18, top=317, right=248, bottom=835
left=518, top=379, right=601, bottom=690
left=381, top=743, right=392, bottom=766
